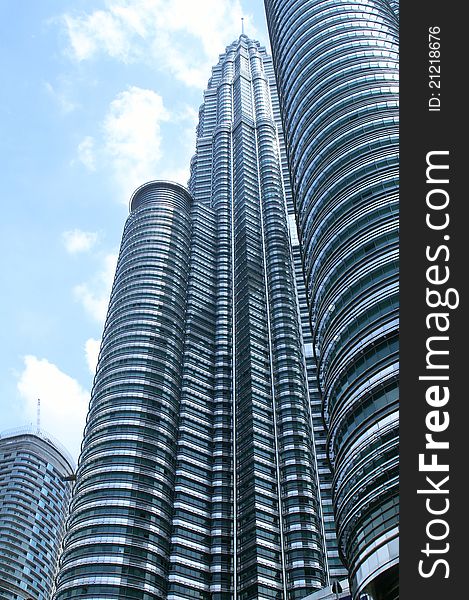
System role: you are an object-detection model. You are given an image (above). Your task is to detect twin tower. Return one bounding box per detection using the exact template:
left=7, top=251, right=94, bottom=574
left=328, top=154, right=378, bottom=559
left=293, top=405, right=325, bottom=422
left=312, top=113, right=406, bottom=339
left=54, top=2, right=399, bottom=600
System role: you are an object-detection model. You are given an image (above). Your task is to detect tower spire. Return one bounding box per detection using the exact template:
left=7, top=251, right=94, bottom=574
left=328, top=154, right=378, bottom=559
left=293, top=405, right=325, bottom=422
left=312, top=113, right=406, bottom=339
left=36, top=398, right=41, bottom=433
left=241, top=16, right=244, bottom=35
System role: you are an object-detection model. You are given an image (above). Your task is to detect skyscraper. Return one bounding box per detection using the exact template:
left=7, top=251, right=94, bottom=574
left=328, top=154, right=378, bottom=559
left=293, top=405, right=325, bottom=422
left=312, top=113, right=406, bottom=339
left=54, top=35, right=343, bottom=600
left=264, top=1, right=399, bottom=599
left=0, top=428, right=74, bottom=600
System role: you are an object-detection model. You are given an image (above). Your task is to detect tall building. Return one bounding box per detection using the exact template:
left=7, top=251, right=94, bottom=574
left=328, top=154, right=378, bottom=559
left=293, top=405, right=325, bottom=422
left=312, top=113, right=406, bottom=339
left=54, top=36, right=344, bottom=600
left=264, top=1, right=399, bottom=599
left=0, top=428, right=74, bottom=600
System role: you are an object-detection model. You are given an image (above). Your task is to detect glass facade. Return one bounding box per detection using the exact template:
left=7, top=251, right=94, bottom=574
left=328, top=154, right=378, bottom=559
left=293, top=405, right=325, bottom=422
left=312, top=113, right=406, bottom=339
left=54, top=37, right=344, bottom=600
left=54, top=182, right=195, bottom=599
left=0, top=428, right=74, bottom=599
left=264, top=1, right=399, bottom=599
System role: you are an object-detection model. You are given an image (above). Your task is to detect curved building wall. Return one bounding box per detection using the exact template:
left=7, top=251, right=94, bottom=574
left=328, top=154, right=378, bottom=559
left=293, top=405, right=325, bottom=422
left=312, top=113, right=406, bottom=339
left=165, top=196, right=218, bottom=599
left=264, top=1, right=399, bottom=598
left=54, top=181, right=194, bottom=599
left=264, top=44, right=347, bottom=583
left=0, top=429, right=74, bottom=600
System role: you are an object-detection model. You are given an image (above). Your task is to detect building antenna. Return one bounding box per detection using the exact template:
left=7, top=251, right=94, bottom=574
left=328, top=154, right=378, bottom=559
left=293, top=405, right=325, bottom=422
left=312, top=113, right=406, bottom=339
left=36, top=398, right=41, bottom=433
left=241, top=17, right=244, bottom=35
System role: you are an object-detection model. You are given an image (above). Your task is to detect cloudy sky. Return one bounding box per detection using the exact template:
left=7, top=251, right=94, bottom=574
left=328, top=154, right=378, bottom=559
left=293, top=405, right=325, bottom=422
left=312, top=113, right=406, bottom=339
left=0, top=0, right=269, bottom=461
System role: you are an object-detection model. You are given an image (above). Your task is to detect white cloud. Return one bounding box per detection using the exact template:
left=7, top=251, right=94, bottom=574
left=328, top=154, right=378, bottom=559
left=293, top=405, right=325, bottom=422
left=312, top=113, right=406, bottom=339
left=77, top=136, right=97, bottom=171
left=17, top=356, right=90, bottom=461
left=102, top=86, right=170, bottom=198
left=74, top=87, right=172, bottom=202
left=154, top=104, right=198, bottom=186
left=157, top=166, right=191, bottom=187
left=44, top=81, right=79, bottom=114
left=74, top=284, right=108, bottom=323
left=61, top=0, right=258, bottom=88
left=62, top=228, right=98, bottom=253
left=85, top=338, right=101, bottom=375
left=63, top=10, right=132, bottom=62
left=74, top=252, right=118, bottom=323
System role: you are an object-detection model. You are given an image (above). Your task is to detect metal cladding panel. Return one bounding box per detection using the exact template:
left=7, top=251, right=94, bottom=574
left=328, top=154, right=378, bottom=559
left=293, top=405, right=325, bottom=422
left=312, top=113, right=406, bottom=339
left=264, top=1, right=399, bottom=598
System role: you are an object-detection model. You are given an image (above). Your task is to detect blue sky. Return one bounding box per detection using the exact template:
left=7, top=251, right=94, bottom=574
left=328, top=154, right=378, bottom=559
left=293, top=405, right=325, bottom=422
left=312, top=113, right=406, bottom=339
left=0, top=0, right=269, bottom=461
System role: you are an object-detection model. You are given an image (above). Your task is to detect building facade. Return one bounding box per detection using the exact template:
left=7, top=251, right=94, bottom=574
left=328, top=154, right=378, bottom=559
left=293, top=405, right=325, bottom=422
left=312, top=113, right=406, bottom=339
left=303, top=578, right=351, bottom=600
left=264, top=1, right=399, bottom=599
left=0, top=428, right=74, bottom=600
left=54, top=36, right=344, bottom=600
